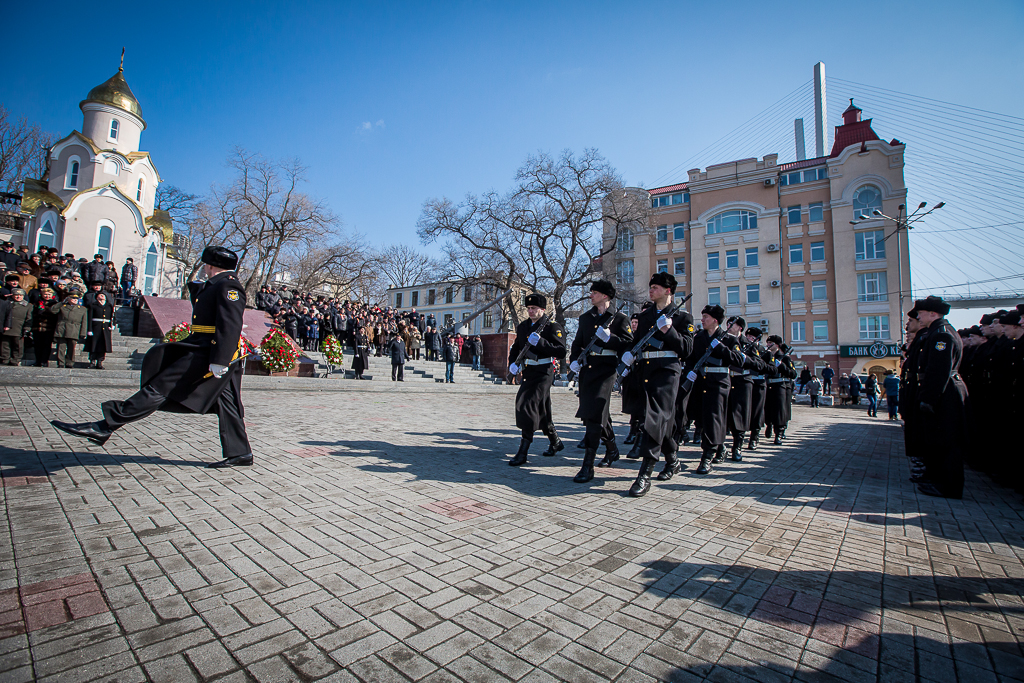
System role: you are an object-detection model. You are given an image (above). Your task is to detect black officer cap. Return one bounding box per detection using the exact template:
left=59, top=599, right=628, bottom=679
left=746, top=326, right=763, bottom=339
left=907, top=306, right=919, bottom=319
left=648, top=272, right=676, bottom=293
left=630, top=313, right=640, bottom=321
left=968, top=325, right=984, bottom=337
left=767, top=334, right=783, bottom=346
left=980, top=313, right=997, bottom=325
left=914, top=295, right=949, bottom=315
left=1001, top=311, right=1022, bottom=327
left=524, top=293, right=547, bottom=308
left=589, top=279, right=615, bottom=299
left=727, top=316, right=746, bottom=330
left=702, top=304, right=725, bottom=323
left=201, top=245, right=239, bottom=270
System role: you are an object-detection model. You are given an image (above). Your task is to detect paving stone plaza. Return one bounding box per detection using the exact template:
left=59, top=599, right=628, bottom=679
left=1, top=386, right=1022, bottom=682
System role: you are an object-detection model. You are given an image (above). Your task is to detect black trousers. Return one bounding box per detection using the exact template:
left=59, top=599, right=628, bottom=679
left=392, top=363, right=404, bottom=381
left=34, top=331, right=54, bottom=366
left=582, top=415, right=614, bottom=449
left=101, top=382, right=251, bottom=459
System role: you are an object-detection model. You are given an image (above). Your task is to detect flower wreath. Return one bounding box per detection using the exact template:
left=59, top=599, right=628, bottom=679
left=321, top=334, right=345, bottom=366
left=259, top=328, right=300, bottom=373
left=162, top=322, right=192, bottom=343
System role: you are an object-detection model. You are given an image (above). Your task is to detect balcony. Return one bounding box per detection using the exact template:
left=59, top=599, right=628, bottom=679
left=0, top=212, right=27, bottom=233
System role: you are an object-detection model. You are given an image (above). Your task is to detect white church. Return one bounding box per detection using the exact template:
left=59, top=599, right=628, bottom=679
left=17, top=60, right=185, bottom=296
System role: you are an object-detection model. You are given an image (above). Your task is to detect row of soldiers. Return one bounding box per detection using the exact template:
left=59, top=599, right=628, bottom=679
left=503, top=273, right=798, bottom=497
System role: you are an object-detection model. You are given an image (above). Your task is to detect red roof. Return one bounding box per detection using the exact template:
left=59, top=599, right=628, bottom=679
left=778, top=156, right=828, bottom=172
left=829, top=118, right=880, bottom=158
left=648, top=182, right=688, bottom=195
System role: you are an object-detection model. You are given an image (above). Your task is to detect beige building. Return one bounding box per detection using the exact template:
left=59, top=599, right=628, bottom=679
left=10, top=62, right=185, bottom=296
left=386, top=279, right=537, bottom=334
left=605, top=101, right=909, bottom=376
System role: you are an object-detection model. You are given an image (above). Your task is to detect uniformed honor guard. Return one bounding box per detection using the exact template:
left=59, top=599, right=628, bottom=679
left=567, top=280, right=632, bottom=482
left=508, top=294, right=567, bottom=466
left=51, top=246, right=254, bottom=468
left=909, top=296, right=968, bottom=498
left=723, top=317, right=767, bottom=462
left=620, top=313, right=645, bottom=454
left=744, top=327, right=770, bottom=450
left=619, top=273, right=694, bottom=497
left=763, top=334, right=795, bottom=444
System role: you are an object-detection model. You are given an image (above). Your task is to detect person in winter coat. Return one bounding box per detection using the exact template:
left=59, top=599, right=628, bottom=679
left=798, top=366, right=812, bottom=394
left=351, top=328, right=370, bottom=379
left=85, top=292, right=115, bottom=369
left=471, top=335, right=484, bottom=370
left=52, top=292, right=89, bottom=368
left=443, top=335, right=460, bottom=383
left=103, top=262, right=120, bottom=301
left=31, top=288, right=58, bottom=367
left=848, top=373, right=862, bottom=405
left=388, top=333, right=408, bottom=381
left=838, top=373, right=850, bottom=404
left=882, top=369, right=900, bottom=420
left=808, top=376, right=822, bottom=407
left=83, top=254, right=107, bottom=285
left=864, top=374, right=879, bottom=417
left=120, top=258, right=138, bottom=300
left=2, top=287, right=32, bottom=365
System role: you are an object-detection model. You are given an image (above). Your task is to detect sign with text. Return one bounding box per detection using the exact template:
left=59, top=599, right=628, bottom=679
left=840, top=343, right=899, bottom=359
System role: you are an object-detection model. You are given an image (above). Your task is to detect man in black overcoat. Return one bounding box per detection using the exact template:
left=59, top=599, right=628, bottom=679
left=764, top=335, right=797, bottom=444
left=566, top=280, right=632, bottom=482
left=620, top=312, right=646, bottom=456
left=724, top=317, right=767, bottom=462
left=745, top=327, right=770, bottom=451
left=508, top=293, right=566, bottom=467
left=51, top=246, right=254, bottom=468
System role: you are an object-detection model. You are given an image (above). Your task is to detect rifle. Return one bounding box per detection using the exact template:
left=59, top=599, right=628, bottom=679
left=507, top=315, right=550, bottom=384
left=679, top=325, right=728, bottom=395
left=567, top=302, right=626, bottom=384
left=616, top=293, right=693, bottom=379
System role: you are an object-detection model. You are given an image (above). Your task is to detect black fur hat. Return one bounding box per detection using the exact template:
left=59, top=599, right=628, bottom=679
left=702, top=304, right=725, bottom=323
left=914, top=295, right=950, bottom=316
left=201, top=245, right=239, bottom=270
left=590, top=279, right=615, bottom=299
left=648, top=272, right=677, bottom=293
left=524, top=293, right=547, bottom=309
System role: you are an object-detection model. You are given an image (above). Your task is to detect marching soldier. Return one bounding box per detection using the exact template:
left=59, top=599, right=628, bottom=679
left=51, top=246, right=254, bottom=468
left=685, top=305, right=743, bottom=474
left=723, top=317, right=767, bottom=461
left=508, top=293, right=567, bottom=467
left=764, top=335, right=796, bottom=444
left=620, top=312, right=645, bottom=456
left=567, top=280, right=632, bottom=482
left=745, top=327, right=769, bottom=450
left=619, top=273, right=694, bottom=496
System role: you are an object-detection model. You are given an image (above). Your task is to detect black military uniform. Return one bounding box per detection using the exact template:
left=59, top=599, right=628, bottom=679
left=901, top=307, right=930, bottom=481
left=568, top=280, right=632, bottom=482
left=780, top=344, right=797, bottom=432
left=620, top=312, right=646, bottom=455
left=685, top=305, right=744, bottom=474
left=508, top=294, right=567, bottom=466
left=764, top=335, right=796, bottom=443
left=51, top=246, right=254, bottom=468
left=625, top=272, right=694, bottom=497
left=724, top=318, right=767, bottom=461
left=745, top=327, right=770, bottom=450
left=912, top=297, right=968, bottom=499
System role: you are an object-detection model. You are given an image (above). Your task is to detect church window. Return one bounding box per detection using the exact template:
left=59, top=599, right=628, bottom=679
left=65, top=158, right=80, bottom=189
left=109, top=119, right=120, bottom=141
left=144, top=242, right=159, bottom=294
left=137, top=177, right=145, bottom=202
left=96, top=221, right=114, bottom=262
left=37, top=219, right=56, bottom=250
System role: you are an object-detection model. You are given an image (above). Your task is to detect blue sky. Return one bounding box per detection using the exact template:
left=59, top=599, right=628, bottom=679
left=3, top=0, right=1022, bottom=306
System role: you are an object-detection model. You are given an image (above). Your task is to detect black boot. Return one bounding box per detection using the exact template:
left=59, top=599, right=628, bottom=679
left=597, top=438, right=619, bottom=467
left=623, top=424, right=638, bottom=445
left=730, top=433, right=743, bottom=461
left=778, top=427, right=786, bottom=440
left=695, top=448, right=714, bottom=475
left=574, top=448, right=597, bottom=483
left=541, top=430, right=564, bottom=457
left=628, top=456, right=657, bottom=497
left=657, top=448, right=682, bottom=481
left=692, top=427, right=703, bottom=445
left=765, top=424, right=773, bottom=439
left=576, top=437, right=586, bottom=449
left=773, top=427, right=783, bottom=445
left=748, top=430, right=759, bottom=450
left=626, top=432, right=645, bottom=459
left=509, top=439, right=530, bottom=466
left=711, top=444, right=724, bottom=464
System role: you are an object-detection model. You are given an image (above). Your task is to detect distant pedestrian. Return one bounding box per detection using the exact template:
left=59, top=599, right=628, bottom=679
left=388, top=333, right=407, bottom=381
left=821, top=363, right=834, bottom=394
left=864, top=374, right=879, bottom=417
left=849, top=373, right=862, bottom=406
left=799, top=366, right=812, bottom=394
left=882, top=369, right=900, bottom=420
left=120, top=258, right=138, bottom=300
left=808, top=376, right=822, bottom=407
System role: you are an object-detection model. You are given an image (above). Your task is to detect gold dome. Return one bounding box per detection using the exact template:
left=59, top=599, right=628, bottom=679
left=80, top=68, right=144, bottom=121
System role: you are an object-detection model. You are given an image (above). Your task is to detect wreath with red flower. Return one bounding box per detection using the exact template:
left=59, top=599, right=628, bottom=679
left=259, top=328, right=300, bottom=373
left=321, top=334, right=344, bottom=366
left=162, top=322, right=192, bottom=343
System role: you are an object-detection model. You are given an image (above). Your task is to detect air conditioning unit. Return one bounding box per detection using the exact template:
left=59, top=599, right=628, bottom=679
left=770, top=280, right=781, bottom=288
left=764, top=178, right=777, bottom=187
left=766, top=243, right=780, bottom=252
left=760, top=318, right=770, bottom=328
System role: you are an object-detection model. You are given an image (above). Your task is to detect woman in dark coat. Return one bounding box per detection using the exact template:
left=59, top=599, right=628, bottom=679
left=85, top=292, right=114, bottom=369
left=103, top=262, right=120, bottom=302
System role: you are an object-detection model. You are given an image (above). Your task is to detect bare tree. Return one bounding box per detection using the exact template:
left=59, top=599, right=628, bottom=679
left=278, top=237, right=379, bottom=298
left=155, top=184, right=201, bottom=224
left=418, top=148, right=648, bottom=326
left=376, top=243, right=444, bottom=290
left=0, top=105, right=55, bottom=194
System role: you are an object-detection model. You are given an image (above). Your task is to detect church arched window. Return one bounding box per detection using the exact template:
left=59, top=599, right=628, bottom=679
left=36, top=219, right=56, bottom=251
left=137, top=177, right=145, bottom=202
left=109, top=118, right=120, bottom=141
left=65, top=157, right=80, bottom=189
left=143, top=242, right=159, bottom=294
left=96, top=220, right=114, bottom=262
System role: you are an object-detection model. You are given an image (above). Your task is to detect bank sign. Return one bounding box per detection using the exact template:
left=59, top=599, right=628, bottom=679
left=840, top=343, right=899, bottom=359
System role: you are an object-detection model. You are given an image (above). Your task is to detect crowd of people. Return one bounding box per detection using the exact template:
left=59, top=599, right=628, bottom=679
left=254, top=285, right=486, bottom=381
left=0, top=241, right=139, bottom=369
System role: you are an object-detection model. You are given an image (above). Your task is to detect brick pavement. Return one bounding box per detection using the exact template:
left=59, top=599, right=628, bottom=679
left=1, top=385, right=1023, bottom=682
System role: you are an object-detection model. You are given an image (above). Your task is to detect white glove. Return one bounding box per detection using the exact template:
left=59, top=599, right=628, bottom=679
left=527, top=331, right=541, bottom=346
left=710, top=338, right=720, bottom=348
left=657, top=315, right=671, bottom=330
left=569, top=360, right=580, bottom=373
left=687, top=371, right=698, bottom=382
left=622, top=351, right=634, bottom=366
left=595, top=327, right=611, bottom=342
left=210, top=363, right=229, bottom=378
left=509, top=362, right=520, bottom=375
left=87, top=331, right=93, bottom=336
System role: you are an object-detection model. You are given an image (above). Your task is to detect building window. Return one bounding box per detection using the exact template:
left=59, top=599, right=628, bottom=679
left=746, top=284, right=760, bottom=304
left=787, top=205, right=801, bottom=225
left=143, top=242, right=158, bottom=294
left=789, top=243, right=803, bottom=264
left=859, top=315, right=890, bottom=340
left=853, top=185, right=883, bottom=219
left=790, top=282, right=805, bottom=301
left=395, top=292, right=403, bottom=308
left=810, top=242, right=825, bottom=262
left=811, top=280, right=827, bottom=301
left=136, top=178, right=145, bottom=202
left=445, top=287, right=454, bottom=304
left=444, top=313, right=454, bottom=328
left=616, top=259, right=634, bottom=284
left=707, top=209, right=757, bottom=235
left=726, top=286, right=740, bottom=306
left=792, top=321, right=806, bottom=342
left=745, top=248, right=758, bottom=267
left=813, top=320, right=829, bottom=342
left=483, top=311, right=493, bottom=328
left=855, top=230, right=886, bottom=260
left=657, top=259, right=668, bottom=273
left=109, top=119, right=120, bottom=141
left=674, top=258, right=685, bottom=276
left=411, top=291, right=419, bottom=307
left=725, top=249, right=739, bottom=269
left=673, top=223, right=686, bottom=240
left=779, top=167, right=828, bottom=186
left=651, top=192, right=688, bottom=208
left=707, top=252, right=720, bottom=270
left=96, top=221, right=113, bottom=262
left=65, top=158, right=80, bottom=189
left=428, top=289, right=436, bottom=305
left=809, top=202, right=823, bottom=222
left=617, top=229, right=634, bottom=252
left=657, top=225, right=668, bottom=243
left=857, top=272, right=888, bottom=302
left=708, top=287, right=721, bottom=307
left=463, top=285, right=472, bottom=302
left=36, top=219, right=56, bottom=250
